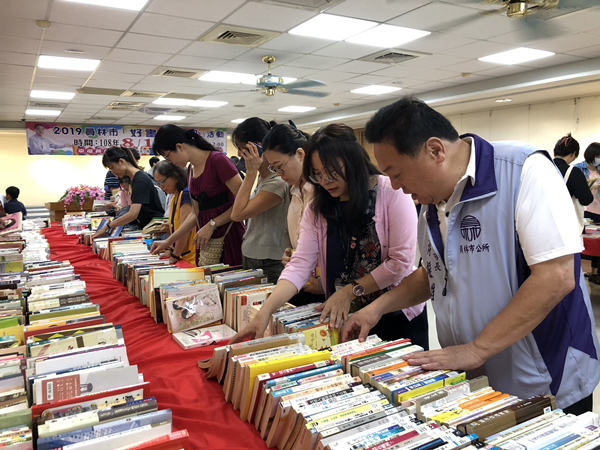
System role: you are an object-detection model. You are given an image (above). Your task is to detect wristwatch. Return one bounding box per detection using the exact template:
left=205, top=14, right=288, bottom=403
left=209, top=219, right=218, bottom=230
left=350, top=280, right=365, bottom=297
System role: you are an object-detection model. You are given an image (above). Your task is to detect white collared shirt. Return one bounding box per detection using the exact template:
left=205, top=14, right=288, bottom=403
left=28, top=134, right=51, bottom=154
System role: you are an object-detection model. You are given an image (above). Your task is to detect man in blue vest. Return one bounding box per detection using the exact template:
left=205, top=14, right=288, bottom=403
left=342, top=96, right=600, bottom=414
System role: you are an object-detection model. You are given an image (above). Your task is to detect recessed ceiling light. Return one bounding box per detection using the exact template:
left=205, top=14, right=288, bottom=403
left=351, top=85, right=402, bottom=95
left=38, top=55, right=100, bottom=71
left=65, top=49, right=85, bottom=54
left=346, top=24, right=430, bottom=48
left=231, top=118, right=247, bottom=124
left=63, top=0, right=149, bottom=11
left=25, top=109, right=61, bottom=116
left=278, top=106, right=316, bottom=113
left=30, top=90, right=76, bottom=100
left=198, top=71, right=257, bottom=84
left=190, top=100, right=228, bottom=108
left=153, top=115, right=186, bottom=121
left=478, top=47, right=554, bottom=65
left=289, top=14, right=377, bottom=41
left=495, top=98, right=513, bottom=103
left=153, top=98, right=191, bottom=106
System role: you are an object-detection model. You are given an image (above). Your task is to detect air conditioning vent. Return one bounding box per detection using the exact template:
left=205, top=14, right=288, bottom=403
left=200, top=25, right=280, bottom=47
left=90, top=116, right=117, bottom=121
left=28, top=101, right=66, bottom=109
left=76, top=87, right=126, bottom=96
left=105, top=101, right=145, bottom=111
left=256, top=0, right=343, bottom=11
left=360, top=49, right=430, bottom=65
left=169, top=109, right=197, bottom=115
left=151, top=67, right=207, bottom=79
left=122, top=90, right=167, bottom=98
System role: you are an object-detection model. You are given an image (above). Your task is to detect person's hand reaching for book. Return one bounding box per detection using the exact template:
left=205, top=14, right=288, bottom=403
left=194, top=223, right=214, bottom=252
left=340, top=303, right=382, bottom=343
left=403, top=342, right=487, bottom=372
left=315, top=285, right=353, bottom=329
left=150, top=240, right=171, bottom=255
left=229, top=309, right=271, bottom=345
left=92, top=224, right=109, bottom=239
left=302, top=275, right=321, bottom=295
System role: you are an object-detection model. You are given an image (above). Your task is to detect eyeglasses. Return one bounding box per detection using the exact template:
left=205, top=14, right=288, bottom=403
left=155, top=176, right=169, bottom=187
left=162, top=150, right=173, bottom=161
left=268, top=156, right=293, bottom=175
left=309, top=170, right=338, bottom=184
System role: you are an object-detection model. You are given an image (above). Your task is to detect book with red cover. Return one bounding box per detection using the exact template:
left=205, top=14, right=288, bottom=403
left=116, top=429, right=190, bottom=450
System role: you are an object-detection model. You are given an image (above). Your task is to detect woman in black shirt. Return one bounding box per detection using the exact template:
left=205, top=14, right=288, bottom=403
left=93, top=146, right=164, bottom=237
left=553, top=134, right=593, bottom=206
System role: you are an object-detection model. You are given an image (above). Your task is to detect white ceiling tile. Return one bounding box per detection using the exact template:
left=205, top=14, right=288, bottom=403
left=238, top=49, right=303, bottom=67
left=312, top=42, right=380, bottom=60
left=518, top=54, right=585, bottom=69
left=146, top=0, right=245, bottom=22
left=0, top=72, right=32, bottom=83
left=0, top=37, right=40, bottom=55
left=306, top=70, right=357, bottom=82
left=3, top=0, right=48, bottom=20
left=97, top=61, right=156, bottom=76
left=171, top=86, right=224, bottom=96
left=566, top=44, right=600, bottom=59
left=216, top=60, right=270, bottom=74
left=0, top=16, right=43, bottom=39
left=439, top=14, right=531, bottom=40
left=136, top=76, right=192, bottom=87
left=41, top=41, right=112, bottom=60
left=164, top=55, right=228, bottom=70
left=343, top=74, right=399, bottom=85
left=546, top=7, right=600, bottom=33
left=441, top=41, right=515, bottom=59
left=34, top=76, right=87, bottom=87
left=398, top=32, right=476, bottom=54
left=117, top=33, right=192, bottom=54
left=106, top=49, right=172, bottom=65
left=286, top=55, right=350, bottom=71
left=35, top=68, right=90, bottom=80
left=531, top=33, right=600, bottom=54
left=443, top=59, right=498, bottom=74
left=0, top=51, right=36, bottom=66
left=2, top=81, right=35, bottom=91
left=224, top=3, right=316, bottom=32
left=333, top=60, right=393, bottom=74
left=388, top=3, right=476, bottom=32
left=405, top=69, right=458, bottom=81
left=180, top=42, right=249, bottom=59
left=129, top=12, right=214, bottom=40
left=85, top=80, right=137, bottom=90
left=0, top=64, right=34, bottom=76
left=474, top=65, right=533, bottom=78
left=412, top=81, right=455, bottom=92
left=399, top=54, right=469, bottom=69
left=486, top=26, right=573, bottom=47
left=438, top=73, right=491, bottom=85
left=327, top=0, right=430, bottom=23
left=89, top=71, right=146, bottom=84
left=50, top=1, right=138, bottom=31
left=45, top=23, right=124, bottom=47
left=0, top=96, right=28, bottom=106
left=255, top=65, right=318, bottom=79
left=259, top=33, right=331, bottom=54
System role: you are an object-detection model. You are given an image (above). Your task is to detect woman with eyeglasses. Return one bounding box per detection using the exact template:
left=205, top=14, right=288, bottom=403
left=153, top=160, right=196, bottom=265
left=150, top=124, right=245, bottom=266
left=230, top=118, right=291, bottom=283
left=230, top=124, right=429, bottom=348
left=262, top=123, right=325, bottom=305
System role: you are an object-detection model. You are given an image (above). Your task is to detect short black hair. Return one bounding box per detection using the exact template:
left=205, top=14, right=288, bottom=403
left=149, top=156, right=160, bottom=167
left=154, top=160, right=187, bottom=192
left=34, top=124, right=44, bottom=130
left=231, top=117, right=276, bottom=148
left=553, top=133, right=580, bottom=158
left=152, top=124, right=215, bottom=157
left=263, top=123, right=309, bottom=156
left=6, top=186, right=19, bottom=199
left=365, top=96, right=459, bottom=158
left=584, top=143, right=600, bottom=164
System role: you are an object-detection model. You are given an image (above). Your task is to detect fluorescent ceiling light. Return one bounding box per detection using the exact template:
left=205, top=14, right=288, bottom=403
left=38, top=55, right=100, bottom=71
left=153, top=115, right=186, bottom=121
left=346, top=24, right=430, bottom=48
left=478, top=47, right=554, bottom=65
left=25, top=109, right=61, bottom=116
left=495, top=98, right=512, bottom=103
left=351, top=85, right=402, bottom=95
left=278, top=106, right=316, bottom=113
left=63, top=0, right=149, bottom=11
left=190, top=100, right=228, bottom=108
left=282, top=77, right=298, bottom=84
left=231, top=118, right=246, bottom=124
left=198, top=71, right=257, bottom=84
left=289, top=14, right=377, bottom=41
left=30, top=90, right=76, bottom=100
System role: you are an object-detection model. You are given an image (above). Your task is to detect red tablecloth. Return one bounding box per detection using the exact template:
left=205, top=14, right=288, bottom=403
left=583, top=235, right=600, bottom=257
left=42, top=225, right=268, bottom=450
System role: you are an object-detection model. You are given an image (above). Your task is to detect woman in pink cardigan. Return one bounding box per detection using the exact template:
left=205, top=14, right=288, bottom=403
left=230, top=124, right=428, bottom=348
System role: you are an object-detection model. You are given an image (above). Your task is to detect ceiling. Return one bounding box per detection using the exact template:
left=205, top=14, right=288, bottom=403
left=2, top=0, right=600, bottom=130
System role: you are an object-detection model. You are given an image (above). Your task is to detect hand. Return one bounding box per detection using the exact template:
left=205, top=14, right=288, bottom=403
left=159, top=222, right=170, bottom=234
left=314, top=286, right=353, bottom=329
left=403, top=342, right=487, bottom=371
left=229, top=310, right=271, bottom=345
left=169, top=256, right=180, bottom=265
left=302, top=275, right=322, bottom=295
left=150, top=240, right=171, bottom=255
left=194, top=223, right=215, bottom=252
left=282, top=248, right=292, bottom=266
left=93, top=224, right=109, bottom=239
left=0, top=219, right=5, bottom=230
left=103, top=202, right=114, bottom=211
left=340, top=303, right=382, bottom=343
left=239, top=142, right=263, bottom=174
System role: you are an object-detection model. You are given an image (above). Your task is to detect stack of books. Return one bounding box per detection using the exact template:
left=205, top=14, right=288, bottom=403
left=200, top=333, right=600, bottom=450
left=0, top=249, right=23, bottom=274
left=141, top=217, right=168, bottom=235
left=268, top=304, right=338, bottom=350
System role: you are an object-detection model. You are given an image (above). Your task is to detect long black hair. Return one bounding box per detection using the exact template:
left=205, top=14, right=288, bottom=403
left=231, top=117, right=276, bottom=148
left=154, top=160, right=187, bottom=192
left=152, top=124, right=216, bottom=157
left=304, top=124, right=381, bottom=226
left=102, top=146, right=142, bottom=170
left=262, top=123, right=309, bottom=155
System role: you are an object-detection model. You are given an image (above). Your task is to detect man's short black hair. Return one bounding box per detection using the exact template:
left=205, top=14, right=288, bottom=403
left=149, top=156, right=160, bottom=167
left=34, top=124, right=44, bottom=129
left=365, top=96, right=459, bottom=158
left=6, top=186, right=19, bottom=199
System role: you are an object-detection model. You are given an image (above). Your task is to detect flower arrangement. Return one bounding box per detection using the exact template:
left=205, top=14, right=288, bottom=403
left=59, top=185, right=105, bottom=211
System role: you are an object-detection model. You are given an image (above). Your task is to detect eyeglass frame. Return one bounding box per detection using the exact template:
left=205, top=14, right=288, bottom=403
left=267, top=153, right=294, bottom=175
left=309, top=170, right=339, bottom=185
left=155, top=175, right=170, bottom=187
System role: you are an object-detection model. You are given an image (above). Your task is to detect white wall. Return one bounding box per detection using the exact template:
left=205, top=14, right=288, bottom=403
left=444, top=95, right=600, bottom=161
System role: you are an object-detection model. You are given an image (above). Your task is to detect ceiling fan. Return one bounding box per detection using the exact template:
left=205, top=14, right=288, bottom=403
left=227, top=56, right=330, bottom=98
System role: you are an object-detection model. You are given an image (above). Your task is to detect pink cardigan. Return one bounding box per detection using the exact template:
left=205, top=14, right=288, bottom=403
left=279, top=175, right=425, bottom=321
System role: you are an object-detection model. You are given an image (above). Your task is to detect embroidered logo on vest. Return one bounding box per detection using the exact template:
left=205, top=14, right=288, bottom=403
left=460, top=215, right=481, bottom=242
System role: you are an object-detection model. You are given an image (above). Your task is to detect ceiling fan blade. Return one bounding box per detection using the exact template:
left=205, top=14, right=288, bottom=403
left=284, top=89, right=330, bottom=98
left=435, top=11, right=489, bottom=32
left=518, top=15, right=566, bottom=40
left=283, top=79, right=327, bottom=89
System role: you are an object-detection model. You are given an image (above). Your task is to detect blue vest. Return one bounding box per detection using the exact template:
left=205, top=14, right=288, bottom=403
left=419, top=134, right=600, bottom=408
